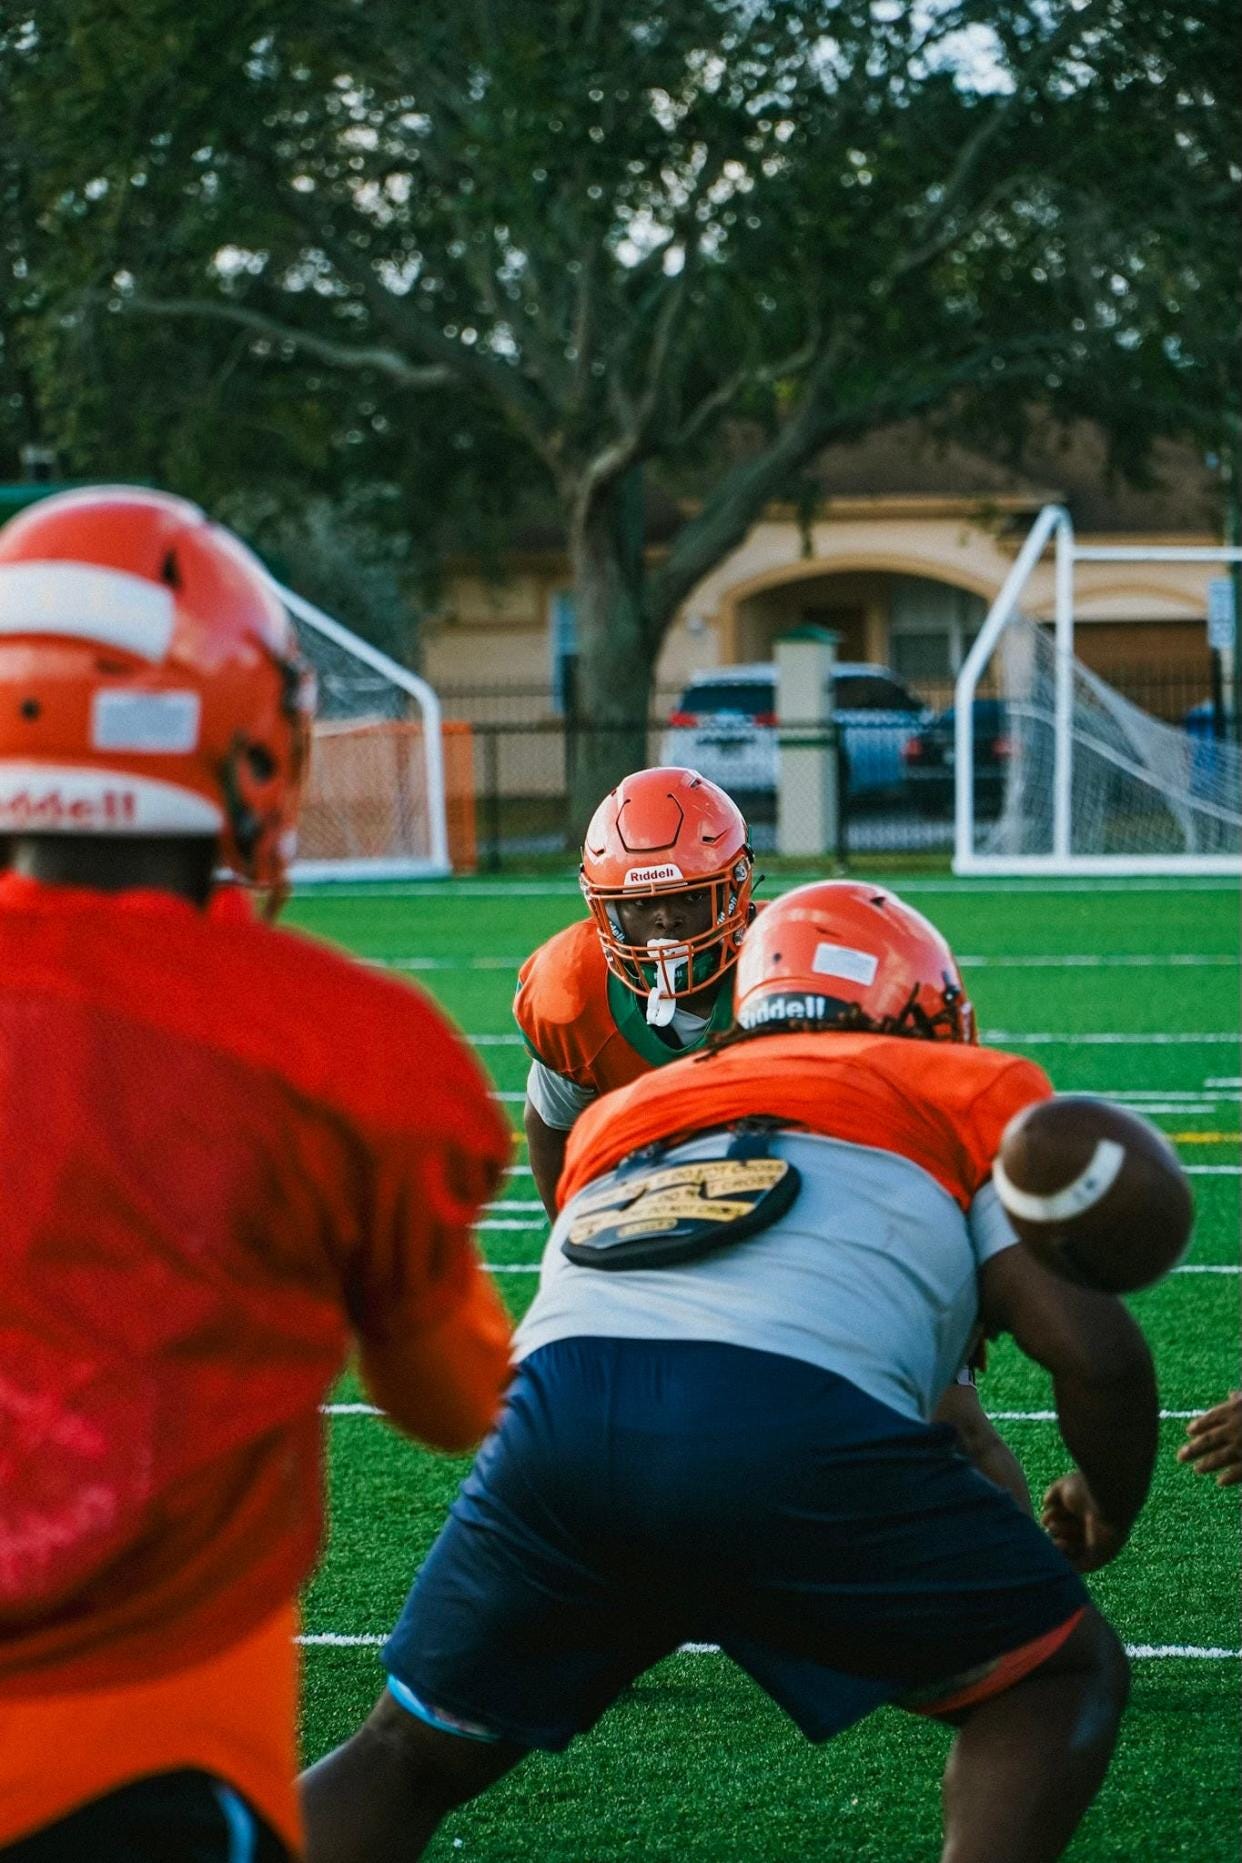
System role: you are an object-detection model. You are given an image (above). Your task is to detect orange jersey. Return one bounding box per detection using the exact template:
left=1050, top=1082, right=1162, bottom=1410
left=560, top=1029, right=1052, bottom=1212
left=0, top=873, right=511, bottom=1845
left=514, top=918, right=734, bottom=1095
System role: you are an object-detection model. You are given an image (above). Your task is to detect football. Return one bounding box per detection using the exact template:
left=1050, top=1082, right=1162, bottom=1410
left=994, top=1095, right=1194, bottom=1294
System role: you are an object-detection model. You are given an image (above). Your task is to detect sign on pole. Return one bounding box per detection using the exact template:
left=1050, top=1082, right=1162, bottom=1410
left=1207, top=577, right=1236, bottom=653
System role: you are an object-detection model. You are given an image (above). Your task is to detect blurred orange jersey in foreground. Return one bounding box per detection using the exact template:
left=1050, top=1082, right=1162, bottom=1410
left=0, top=874, right=511, bottom=1848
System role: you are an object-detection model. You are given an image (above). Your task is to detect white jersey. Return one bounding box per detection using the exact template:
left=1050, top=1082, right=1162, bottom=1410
left=524, top=1005, right=710, bottom=1131
left=514, top=1129, right=1018, bottom=1422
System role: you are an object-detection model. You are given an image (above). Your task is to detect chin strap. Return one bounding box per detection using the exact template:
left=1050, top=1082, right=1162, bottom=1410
left=645, top=937, right=691, bottom=1026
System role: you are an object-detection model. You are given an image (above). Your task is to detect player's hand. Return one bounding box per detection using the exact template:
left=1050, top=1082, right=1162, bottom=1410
left=1041, top=1471, right=1126, bottom=1572
left=1177, top=1392, right=1242, bottom=1487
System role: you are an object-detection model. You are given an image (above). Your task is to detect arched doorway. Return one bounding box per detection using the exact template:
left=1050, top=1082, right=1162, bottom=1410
left=730, top=568, right=988, bottom=703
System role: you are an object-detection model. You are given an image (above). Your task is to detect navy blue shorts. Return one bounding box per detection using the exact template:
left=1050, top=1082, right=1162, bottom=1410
left=384, top=1338, right=1086, bottom=1750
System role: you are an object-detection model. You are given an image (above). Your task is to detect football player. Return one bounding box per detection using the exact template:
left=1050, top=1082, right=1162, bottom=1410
left=517, top=765, right=755, bottom=1218
left=303, top=881, right=1154, bottom=1863
left=0, top=488, right=512, bottom=1861
left=517, top=766, right=1028, bottom=1511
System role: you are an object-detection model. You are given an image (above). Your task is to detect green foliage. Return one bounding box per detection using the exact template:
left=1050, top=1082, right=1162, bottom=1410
left=2, top=2, right=1238, bottom=695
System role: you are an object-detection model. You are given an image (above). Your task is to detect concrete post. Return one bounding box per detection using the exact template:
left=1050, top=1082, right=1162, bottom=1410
left=775, top=625, right=840, bottom=857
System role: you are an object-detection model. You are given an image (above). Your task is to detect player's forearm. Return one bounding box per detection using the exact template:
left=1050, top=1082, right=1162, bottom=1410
left=1054, top=1341, right=1158, bottom=1541
left=524, top=1100, right=569, bottom=1218
left=933, top=1381, right=1032, bottom=1514
left=360, top=1274, right=513, bottom=1452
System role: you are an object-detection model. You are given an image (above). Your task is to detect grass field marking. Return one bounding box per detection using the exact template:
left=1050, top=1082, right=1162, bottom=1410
left=479, top=1221, right=546, bottom=1232
left=294, top=877, right=1241, bottom=899
left=960, top=955, right=1238, bottom=968
left=486, top=1200, right=549, bottom=1211
left=982, top=1032, right=1241, bottom=1045
left=394, top=957, right=521, bottom=972
left=1168, top=1132, right=1242, bottom=1143
left=380, top=954, right=1238, bottom=973
left=320, top=1403, right=1216, bottom=1421
left=495, top=1155, right=1236, bottom=1169
left=293, top=1631, right=1242, bottom=1658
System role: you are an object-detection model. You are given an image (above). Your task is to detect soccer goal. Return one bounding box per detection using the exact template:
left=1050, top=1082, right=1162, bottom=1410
left=954, top=505, right=1242, bottom=876
left=277, top=584, right=455, bottom=880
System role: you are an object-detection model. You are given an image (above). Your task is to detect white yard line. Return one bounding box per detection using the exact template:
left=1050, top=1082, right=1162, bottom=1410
left=322, top=1403, right=1219, bottom=1421
left=981, top=1032, right=1240, bottom=1046
left=296, top=877, right=1240, bottom=900
left=959, top=955, right=1237, bottom=968
left=294, top=1631, right=1240, bottom=1658
left=1185, top=1164, right=1241, bottom=1175
left=379, top=953, right=1237, bottom=973
left=470, top=1256, right=1238, bottom=1272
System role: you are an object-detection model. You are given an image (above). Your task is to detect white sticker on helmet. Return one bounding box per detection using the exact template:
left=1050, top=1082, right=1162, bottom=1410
left=624, top=863, right=685, bottom=887
left=91, top=690, right=201, bottom=753
left=812, top=942, right=879, bottom=986
left=0, top=563, right=175, bottom=661
left=0, top=762, right=221, bottom=834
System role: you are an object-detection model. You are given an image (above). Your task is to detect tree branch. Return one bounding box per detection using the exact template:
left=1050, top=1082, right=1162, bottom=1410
left=889, top=0, right=1109, bottom=285
left=648, top=331, right=1069, bottom=629
left=102, top=291, right=451, bottom=388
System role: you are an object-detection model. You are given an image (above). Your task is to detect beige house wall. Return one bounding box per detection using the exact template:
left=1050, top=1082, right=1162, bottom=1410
left=426, top=502, right=1222, bottom=706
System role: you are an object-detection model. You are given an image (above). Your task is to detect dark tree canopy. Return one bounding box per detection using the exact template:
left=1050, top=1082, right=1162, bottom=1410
left=5, top=0, right=1238, bottom=819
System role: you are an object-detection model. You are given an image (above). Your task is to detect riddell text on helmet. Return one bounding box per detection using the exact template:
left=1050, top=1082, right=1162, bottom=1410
left=623, top=863, right=685, bottom=887
left=0, top=787, right=137, bottom=828
left=741, top=991, right=839, bottom=1027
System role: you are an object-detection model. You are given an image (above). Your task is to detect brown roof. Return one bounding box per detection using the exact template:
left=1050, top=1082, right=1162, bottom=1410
left=500, top=414, right=1223, bottom=557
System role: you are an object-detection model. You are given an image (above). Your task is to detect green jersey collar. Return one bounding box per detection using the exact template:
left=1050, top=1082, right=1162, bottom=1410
left=607, top=967, right=734, bottom=1067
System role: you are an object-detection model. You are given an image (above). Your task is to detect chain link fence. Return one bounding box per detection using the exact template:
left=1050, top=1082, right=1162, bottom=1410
left=439, top=668, right=1219, bottom=869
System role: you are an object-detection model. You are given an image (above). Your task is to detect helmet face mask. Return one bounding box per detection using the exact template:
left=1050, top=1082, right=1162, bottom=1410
left=580, top=767, right=754, bottom=1014
left=0, top=487, right=315, bottom=910
left=733, top=880, right=974, bottom=1044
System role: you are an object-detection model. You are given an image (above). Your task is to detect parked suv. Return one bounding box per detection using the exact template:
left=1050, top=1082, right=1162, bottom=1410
left=902, top=698, right=1011, bottom=818
left=661, top=663, right=928, bottom=803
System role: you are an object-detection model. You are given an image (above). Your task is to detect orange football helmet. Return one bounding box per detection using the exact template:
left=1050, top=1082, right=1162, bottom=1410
left=0, top=486, right=314, bottom=906
left=580, top=766, right=754, bottom=1006
left=733, top=879, right=975, bottom=1042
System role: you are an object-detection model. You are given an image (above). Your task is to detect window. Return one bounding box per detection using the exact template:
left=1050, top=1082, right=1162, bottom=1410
left=678, top=679, right=774, bottom=716
left=834, top=674, right=921, bottom=712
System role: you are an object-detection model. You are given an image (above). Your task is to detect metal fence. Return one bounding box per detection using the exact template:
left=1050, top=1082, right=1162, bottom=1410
left=441, top=667, right=1224, bottom=869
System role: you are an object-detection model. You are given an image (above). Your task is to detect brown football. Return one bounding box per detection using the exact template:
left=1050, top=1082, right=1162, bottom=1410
left=995, top=1096, right=1194, bottom=1294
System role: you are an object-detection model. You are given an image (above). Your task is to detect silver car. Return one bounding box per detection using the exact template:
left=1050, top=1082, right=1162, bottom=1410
left=660, top=662, right=929, bottom=801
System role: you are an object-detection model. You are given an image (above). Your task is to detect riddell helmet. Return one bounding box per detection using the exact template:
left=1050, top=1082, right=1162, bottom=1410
left=0, top=486, right=314, bottom=906
left=734, top=879, right=975, bottom=1043
left=580, top=766, right=754, bottom=1007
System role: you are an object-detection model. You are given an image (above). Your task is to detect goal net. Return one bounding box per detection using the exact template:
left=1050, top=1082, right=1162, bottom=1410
left=955, top=506, right=1242, bottom=875
left=277, top=585, right=472, bottom=879
left=982, top=614, right=1241, bottom=864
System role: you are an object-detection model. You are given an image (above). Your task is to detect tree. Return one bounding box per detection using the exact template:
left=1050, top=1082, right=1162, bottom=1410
left=10, top=0, right=1239, bottom=825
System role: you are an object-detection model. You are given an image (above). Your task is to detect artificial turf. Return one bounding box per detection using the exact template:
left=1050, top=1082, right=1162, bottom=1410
left=285, top=872, right=1240, bottom=1861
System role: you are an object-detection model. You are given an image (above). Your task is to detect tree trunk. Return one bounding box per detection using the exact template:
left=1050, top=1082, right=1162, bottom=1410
left=565, top=464, right=657, bottom=839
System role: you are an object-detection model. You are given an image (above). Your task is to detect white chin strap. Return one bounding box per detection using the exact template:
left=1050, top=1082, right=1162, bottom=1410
left=645, top=937, right=691, bottom=1026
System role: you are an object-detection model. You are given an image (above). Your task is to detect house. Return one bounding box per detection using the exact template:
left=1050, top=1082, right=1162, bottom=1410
left=423, top=417, right=1228, bottom=724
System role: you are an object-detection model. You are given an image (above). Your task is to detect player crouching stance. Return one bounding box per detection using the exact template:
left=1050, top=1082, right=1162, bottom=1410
left=518, top=765, right=755, bottom=1216
left=0, top=489, right=512, bottom=1861
left=303, top=881, right=1155, bottom=1863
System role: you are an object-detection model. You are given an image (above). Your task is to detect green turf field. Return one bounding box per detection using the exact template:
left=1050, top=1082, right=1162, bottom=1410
left=285, top=872, right=1241, bottom=1862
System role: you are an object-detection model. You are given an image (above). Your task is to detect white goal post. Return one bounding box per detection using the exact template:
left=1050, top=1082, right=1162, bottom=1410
left=275, top=583, right=452, bottom=880
left=954, top=504, right=1242, bottom=876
